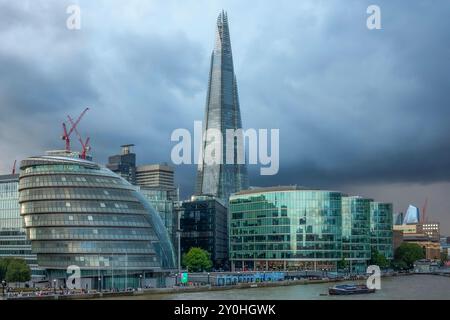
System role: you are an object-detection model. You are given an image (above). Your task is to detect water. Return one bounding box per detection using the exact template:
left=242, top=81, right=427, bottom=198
left=107, top=275, right=450, bottom=300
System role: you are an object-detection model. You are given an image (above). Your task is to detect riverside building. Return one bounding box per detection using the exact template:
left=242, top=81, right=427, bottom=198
left=18, top=154, right=176, bottom=289
left=229, top=186, right=393, bottom=272
left=0, top=174, right=45, bottom=282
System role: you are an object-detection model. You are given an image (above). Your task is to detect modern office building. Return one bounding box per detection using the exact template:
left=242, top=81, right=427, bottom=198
left=393, top=230, right=404, bottom=251
left=229, top=187, right=343, bottom=272
left=195, top=11, right=248, bottom=203
left=0, top=174, right=45, bottom=282
left=18, top=154, right=176, bottom=289
left=393, top=212, right=404, bottom=226
left=370, top=202, right=394, bottom=260
left=106, top=144, right=137, bottom=184
left=341, top=196, right=371, bottom=272
left=178, top=195, right=228, bottom=269
left=136, top=164, right=175, bottom=190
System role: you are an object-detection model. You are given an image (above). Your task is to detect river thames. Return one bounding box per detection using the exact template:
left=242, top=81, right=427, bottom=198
left=105, top=275, right=450, bottom=300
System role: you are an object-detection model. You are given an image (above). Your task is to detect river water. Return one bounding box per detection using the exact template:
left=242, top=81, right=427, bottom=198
left=108, top=275, right=450, bottom=300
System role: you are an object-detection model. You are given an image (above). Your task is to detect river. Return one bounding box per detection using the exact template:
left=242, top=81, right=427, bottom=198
left=105, top=275, right=450, bottom=300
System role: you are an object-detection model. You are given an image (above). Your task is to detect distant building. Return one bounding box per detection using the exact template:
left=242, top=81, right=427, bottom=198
left=393, top=212, right=404, bottom=226
left=106, top=144, right=137, bottom=184
left=370, top=202, right=394, bottom=260
left=136, top=164, right=174, bottom=190
left=0, top=174, right=45, bottom=282
left=393, top=229, right=404, bottom=251
left=403, top=205, right=420, bottom=224
left=402, top=234, right=441, bottom=260
left=178, top=195, right=228, bottom=270
left=417, top=222, right=440, bottom=242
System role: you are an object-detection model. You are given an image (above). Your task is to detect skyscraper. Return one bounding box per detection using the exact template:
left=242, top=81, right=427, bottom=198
left=195, top=11, right=248, bottom=203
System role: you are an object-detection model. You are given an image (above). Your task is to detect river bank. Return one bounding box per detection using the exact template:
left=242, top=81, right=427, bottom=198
left=3, top=271, right=430, bottom=300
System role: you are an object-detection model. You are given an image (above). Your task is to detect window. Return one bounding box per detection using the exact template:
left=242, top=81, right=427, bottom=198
left=100, top=203, right=106, bottom=208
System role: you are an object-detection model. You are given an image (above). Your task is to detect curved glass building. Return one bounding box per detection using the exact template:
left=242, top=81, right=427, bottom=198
left=229, top=186, right=342, bottom=271
left=18, top=155, right=176, bottom=289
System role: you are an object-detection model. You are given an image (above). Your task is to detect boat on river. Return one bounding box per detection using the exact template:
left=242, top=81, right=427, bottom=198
left=328, top=284, right=376, bottom=295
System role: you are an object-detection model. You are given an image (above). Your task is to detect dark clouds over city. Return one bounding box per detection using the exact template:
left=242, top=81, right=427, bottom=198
left=1, top=1, right=449, bottom=231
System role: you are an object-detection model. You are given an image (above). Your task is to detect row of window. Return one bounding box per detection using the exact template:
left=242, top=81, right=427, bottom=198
left=28, top=227, right=156, bottom=241
left=23, top=213, right=148, bottom=228
left=19, top=187, right=138, bottom=202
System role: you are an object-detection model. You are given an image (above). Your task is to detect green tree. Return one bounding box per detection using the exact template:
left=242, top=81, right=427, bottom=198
left=1, top=258, right=31, bottom=283
left=440, top=252, right=449, bottom=266
left=182, top=247, right=213, bottom=272
left=337, top=257, right=348, bottom=271
left=394, top=243, right=425, bottom=269
left=370, top=248, right=389, bottom=269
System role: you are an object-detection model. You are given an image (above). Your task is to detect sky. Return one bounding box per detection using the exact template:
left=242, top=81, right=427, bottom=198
left=0, top=0, right=449, bottom=233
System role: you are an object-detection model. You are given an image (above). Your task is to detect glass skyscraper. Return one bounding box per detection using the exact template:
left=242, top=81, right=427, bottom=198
left=195, top=11, right=248, bottom=203
left=18, top=155, right=176, bottom=289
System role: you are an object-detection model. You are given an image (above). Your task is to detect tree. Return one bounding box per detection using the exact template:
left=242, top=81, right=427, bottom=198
left=440, top=252, right=449, bottom=266
left=337, top=257, right=348, bottom=271
left=370, top=248, right=389, bottom=269
left=0, top=258, right=31, bottom=283
left=182, top=247, right=213, bottom=272
left=394, top=243, right=425, bottom=269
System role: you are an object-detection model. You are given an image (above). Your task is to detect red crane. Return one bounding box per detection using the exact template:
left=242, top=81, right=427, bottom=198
left=12, top=160, right=17, bottom=175
left=61, top=107, right=89, bottom=152
left=422, top=198, right=428, bottom=223
left=68, top=115, right=91, bottom=160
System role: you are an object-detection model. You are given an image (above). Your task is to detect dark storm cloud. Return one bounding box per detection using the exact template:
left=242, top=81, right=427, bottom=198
left=1, top=0, right=450, bottom=229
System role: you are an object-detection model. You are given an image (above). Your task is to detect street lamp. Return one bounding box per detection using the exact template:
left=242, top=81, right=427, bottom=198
left=98, top=277, right=101, bottom=292
left=139, top=274, right=143, bottom=289
left=207, top=273, right=210, bottom=286
left=53, top=279, right=57, bottom=294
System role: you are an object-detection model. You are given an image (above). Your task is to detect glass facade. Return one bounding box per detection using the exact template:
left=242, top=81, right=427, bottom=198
left=195, top=11, right=248, bottom=203
left=18, top=156, right=176, bottom=289
left=0, top=174, right=45, bottom=281
left=341, top=196, right=371, bottom=272
left=179, top=196, right=228, bottom=269
left=229, top=187, right=343, bottom=271
left=370, top=202, right=394, bottom=260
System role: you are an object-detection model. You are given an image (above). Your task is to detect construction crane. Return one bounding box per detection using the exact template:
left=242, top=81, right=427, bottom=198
left=68, top=115, right=91, bottom=160
left=422, top=198, right=428, bottom=223
left=12, top=160, right=16, bottom=175
left=61, top=107, right=89, bottom=152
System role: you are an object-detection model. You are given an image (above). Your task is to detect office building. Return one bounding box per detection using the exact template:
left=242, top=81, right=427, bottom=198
left=393, top=230, right=404, bottom=251
left=370, top=202, right=394, bottom=260
left=403, top=205, right=420, bottom=224
left=195, top=11, right=248, bottom=203
left=417, top=222, right=440, bottom=242
left=229, top=186, right=343, bottom=271
left=178, top=195, right=228, bottom=269
left=341, top=196, right=371, bottom=272
left=19, top=154, right=176, bottom=289
left=106, top=144, right=137, bottom=184
left=136, top=164, right=175, bottom=190
left=0, top=174, right=45, bottom=282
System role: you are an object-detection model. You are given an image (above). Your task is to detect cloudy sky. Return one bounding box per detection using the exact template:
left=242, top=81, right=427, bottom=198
left=1, top=0, right=449, bottom=232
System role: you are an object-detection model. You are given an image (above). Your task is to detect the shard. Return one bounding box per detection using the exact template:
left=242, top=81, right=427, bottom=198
left=195, top=11, right=248, bottom=203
